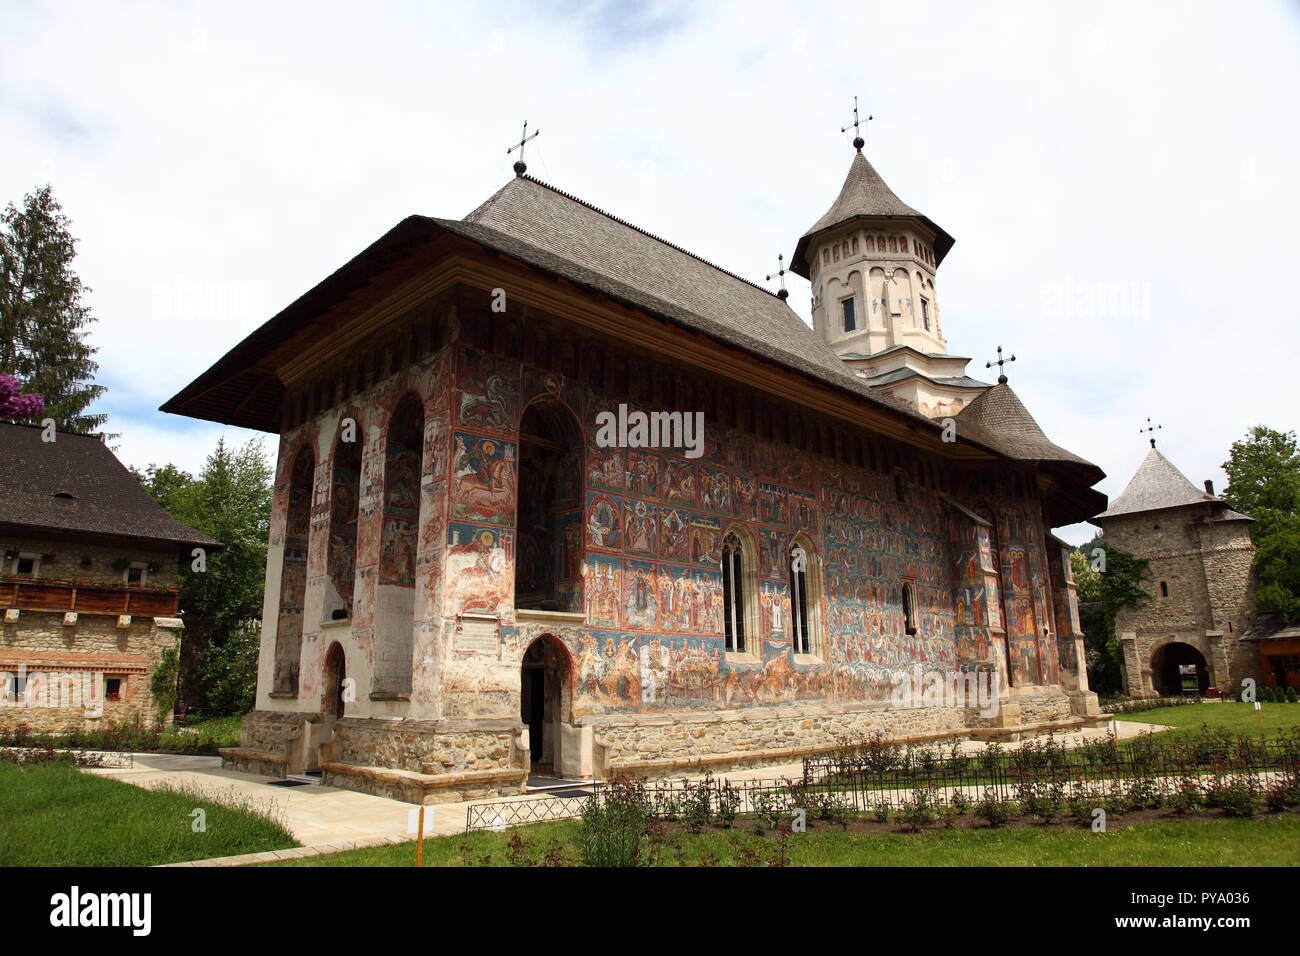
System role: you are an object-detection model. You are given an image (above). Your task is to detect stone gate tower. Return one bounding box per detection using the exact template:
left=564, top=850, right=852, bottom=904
left=1092, top=445, right=1259, bottom=697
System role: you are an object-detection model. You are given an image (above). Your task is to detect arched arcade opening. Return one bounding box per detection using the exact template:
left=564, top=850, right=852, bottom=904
left=1151, top=641, right=1211, bottom=697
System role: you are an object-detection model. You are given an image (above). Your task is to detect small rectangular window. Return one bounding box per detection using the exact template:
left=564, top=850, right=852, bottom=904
left=841, top=297, right=856, bottom=332
left=125, top=564, right=148, bottom=585
left=15, top=556, right=36, bottom=576
left=920, top=298, right=930, bottom=330
left=105, top=677, right=123, bottom=702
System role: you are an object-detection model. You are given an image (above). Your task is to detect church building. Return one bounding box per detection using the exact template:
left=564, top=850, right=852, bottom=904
left=164, top=136, right=1107, bottom=803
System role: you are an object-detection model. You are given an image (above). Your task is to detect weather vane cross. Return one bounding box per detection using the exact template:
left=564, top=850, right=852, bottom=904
left=1140, top=418, right=1162, bottom=448
left=841, top=96, right=872, bottom=152
left=766, top=253, right=789, bottom=301
left=985, top=345, right=1016, bottom=384
left=507, top=121, right=540, bottom=177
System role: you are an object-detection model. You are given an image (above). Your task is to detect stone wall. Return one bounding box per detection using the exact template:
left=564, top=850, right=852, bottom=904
left=0, top=610, right=182, bottom=732
left=1, top=534, right=179, bottom=589
left=321, top=717, right=524, bottom=774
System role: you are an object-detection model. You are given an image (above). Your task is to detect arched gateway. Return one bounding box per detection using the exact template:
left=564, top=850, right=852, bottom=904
left=1151, top=641, right=1211, bottom=697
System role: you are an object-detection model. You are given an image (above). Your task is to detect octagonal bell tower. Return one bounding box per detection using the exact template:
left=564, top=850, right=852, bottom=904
left=790, top=140, right=988, bottom=418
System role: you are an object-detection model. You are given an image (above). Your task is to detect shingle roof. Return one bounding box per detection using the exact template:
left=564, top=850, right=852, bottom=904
left=0, top=423, right=220, bottom=549
left=1094, top=446, right=1245, bottom=520
left=161, top=169, right=1101, bottom=522
left=955, top=383, right=1099, bottom=471
left=456, top=176, right=938, bottom=424
left=790, top=151, right=955, bottom=278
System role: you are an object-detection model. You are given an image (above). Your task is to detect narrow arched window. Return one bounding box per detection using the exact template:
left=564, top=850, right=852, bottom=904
left=790, top=543, right=814, bottom=655
left=1159, top=581, right=1169, bottom=598
left=902, top=583, right=917, bottom=636
left=722, top=531, right=746, bottom=653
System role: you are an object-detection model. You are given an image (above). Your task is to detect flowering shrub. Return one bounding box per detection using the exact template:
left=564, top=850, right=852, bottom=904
left=0, top=374, right=42, bottom=419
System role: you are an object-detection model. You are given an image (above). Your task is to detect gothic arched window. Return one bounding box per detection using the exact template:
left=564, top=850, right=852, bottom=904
left=722, top=531, right=747, bottom=654
left=789, top=536, right=823, bottom=657
left=902, top=583, right=917, bottom=636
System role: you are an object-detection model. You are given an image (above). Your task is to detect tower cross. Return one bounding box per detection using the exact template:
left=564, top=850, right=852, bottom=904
left=507, top=121, right=540, bottom=177
left=840, top=96, right=872, bottom=152
left=1140, top=418, right=1162, bottom=448
left=766, top=253, right=789, bottom=301
left=985, top=345, right=1016, bottom=384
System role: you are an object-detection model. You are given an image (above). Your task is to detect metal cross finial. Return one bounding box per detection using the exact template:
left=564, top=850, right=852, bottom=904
left=766, top=253, right=789, bottom=301
left=507, top=121, right=540, bottom=177
left=1140, top=418, right=1162, bottom=448
left=840, top=96, right=872, bottom=152
left=985, top=345, right=1016, bottom=384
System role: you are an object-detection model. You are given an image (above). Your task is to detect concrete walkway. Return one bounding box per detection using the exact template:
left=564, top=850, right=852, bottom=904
left=85, top=717, right=1167, bottom=866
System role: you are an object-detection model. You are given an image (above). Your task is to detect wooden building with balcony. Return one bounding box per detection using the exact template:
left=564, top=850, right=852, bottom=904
left=0, top=422, right=220, bottom=732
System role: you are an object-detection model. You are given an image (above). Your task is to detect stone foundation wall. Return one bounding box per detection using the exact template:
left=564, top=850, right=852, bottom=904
left=323, top=717, right=525, bottom=774
left=588, top=700, right=971, bottom=767
left=1014, top=692, right=1075, bottom=724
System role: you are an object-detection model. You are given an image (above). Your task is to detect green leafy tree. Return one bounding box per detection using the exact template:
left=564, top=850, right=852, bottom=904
left=135, top=437, right=272, bottom=714
left=0, top=185, right=107, bottom=433
left=131, top=463, right=197, bottom=516
left=1222, top=426, right=1300, bottom=622
left=201, top=620, right=261, bottom=717
left=1071, top=540, right=1149, bottom=696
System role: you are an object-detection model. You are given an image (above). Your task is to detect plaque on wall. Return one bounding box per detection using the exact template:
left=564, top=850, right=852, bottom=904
left=456, top=615, right=500, bottom=654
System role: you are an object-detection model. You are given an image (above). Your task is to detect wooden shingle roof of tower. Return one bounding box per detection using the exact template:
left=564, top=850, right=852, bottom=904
left=1094, top=446, right=1250, bottom=521
left=956, top=383, right=1096, bottom=470
left=789, top=151, right=955, bottom=278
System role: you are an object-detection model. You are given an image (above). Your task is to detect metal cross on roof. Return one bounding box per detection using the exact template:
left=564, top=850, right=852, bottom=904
left=766, top=253, right=789, bottom=301
left=985, top=345, right=1016, bottom=384
left=507, top=121, right=540, bottom=177
left=1140, top=417, right=1162, bottom=448
left=840, top=97, right=872, bottom=151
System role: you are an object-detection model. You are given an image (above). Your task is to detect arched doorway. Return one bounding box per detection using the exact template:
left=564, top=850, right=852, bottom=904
left=520, top=635, right=572, bottom=774
left=322, top=642, right=348, bottom=718
left=515, top=399, right=584, bottom=613
left=1151, top=641, right=1210, bottom=696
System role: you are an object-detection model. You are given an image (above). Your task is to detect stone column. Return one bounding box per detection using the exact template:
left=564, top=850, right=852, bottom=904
left=1118, top=632, right=1149, bottom=696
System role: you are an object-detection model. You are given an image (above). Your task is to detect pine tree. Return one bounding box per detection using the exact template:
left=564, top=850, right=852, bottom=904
left=0, top=184, right=107, bottom=433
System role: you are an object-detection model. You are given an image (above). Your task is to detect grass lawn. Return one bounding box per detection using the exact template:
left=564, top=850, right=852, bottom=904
left=0, top=760, right=298, bottom=866
left=259, top=812, right=1300, bottom=867
left=1115, top=701, right=1300, bottom=741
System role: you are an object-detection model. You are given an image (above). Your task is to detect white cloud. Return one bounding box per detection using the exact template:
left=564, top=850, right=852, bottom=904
left=3, top=0, right=1298, bottom=539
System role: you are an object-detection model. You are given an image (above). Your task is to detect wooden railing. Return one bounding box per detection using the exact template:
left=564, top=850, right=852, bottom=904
left=0, top=579, right=180, bottom=617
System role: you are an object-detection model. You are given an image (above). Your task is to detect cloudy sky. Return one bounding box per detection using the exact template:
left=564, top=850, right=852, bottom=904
left=3, top=0, right=1297, bottom=543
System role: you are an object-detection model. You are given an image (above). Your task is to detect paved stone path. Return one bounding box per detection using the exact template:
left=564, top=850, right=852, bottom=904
left=85, top=717, right=1166, bottom=866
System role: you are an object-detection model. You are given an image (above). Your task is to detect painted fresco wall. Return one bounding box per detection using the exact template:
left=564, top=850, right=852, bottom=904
left=257, top=344, right=453, bottom=719
left=439, top=344, right=1066, bottom=721
left=254, top=331, right=1069, bottom=726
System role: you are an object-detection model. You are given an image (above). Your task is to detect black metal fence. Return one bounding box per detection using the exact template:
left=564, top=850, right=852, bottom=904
left=800, top=735, right=1300, bottom=810
left=465, top=734, right=1300, bottom=830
